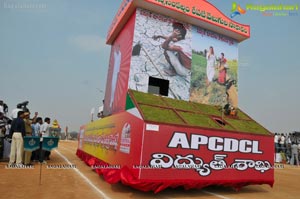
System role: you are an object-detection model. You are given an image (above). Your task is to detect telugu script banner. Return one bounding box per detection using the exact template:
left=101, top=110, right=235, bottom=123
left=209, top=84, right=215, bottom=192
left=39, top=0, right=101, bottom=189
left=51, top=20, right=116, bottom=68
left=81, top=111, right=144, bottom=173
left=139, top=124, right=274, bottom=181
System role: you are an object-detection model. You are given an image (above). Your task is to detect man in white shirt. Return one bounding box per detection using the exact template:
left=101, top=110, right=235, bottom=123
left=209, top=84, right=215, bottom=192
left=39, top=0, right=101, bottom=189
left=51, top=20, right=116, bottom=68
left=97, top=106, right=104, bottom=119
left=274, top=133, right=279, bottom=153
left=32, top=117, right=43, bottom=162
left=40, top=117, right=51, bottom=162
left=40, top=117, right=50, bottom=138
left=11, top=108, right=22, bottom=119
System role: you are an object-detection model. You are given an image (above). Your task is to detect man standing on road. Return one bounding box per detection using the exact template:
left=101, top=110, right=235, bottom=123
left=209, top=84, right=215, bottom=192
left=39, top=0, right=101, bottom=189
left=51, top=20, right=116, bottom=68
left=40, top=117, right=51, bottom=162
left=65, top=126, right=68, bottom=140
left=32, top=117, right=42, bottom=162
left=23, top=111, right=38, bottom=165
left=290, top=142, right=299, bottom=166
left=9, top=111, right=25, bottom=165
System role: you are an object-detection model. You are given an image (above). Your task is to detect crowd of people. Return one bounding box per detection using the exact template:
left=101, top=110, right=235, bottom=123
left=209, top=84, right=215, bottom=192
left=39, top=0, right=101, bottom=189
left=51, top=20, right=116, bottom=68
left=0, top=100, right=56, bottom=166
left=274, top=132, right=300, bottom=166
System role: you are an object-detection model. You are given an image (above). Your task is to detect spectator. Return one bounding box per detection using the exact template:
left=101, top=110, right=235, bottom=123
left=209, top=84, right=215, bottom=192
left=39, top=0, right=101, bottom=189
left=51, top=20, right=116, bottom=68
left=3, top=119, right=12, bottom=159
left=285, top=144, right=291, bottom=164
left=8, top=111, right=25, bottom=165
left=290, top=142, right=299, bottom=166
left=279, top=133, right=285, bottom=151
left=11, top=107, right=22, bottom=119
left=40, top=117, right=51, bottom=162
left=0, top=112, right=7, bottom=135
left=97, top=106, right=104, bottom=119
left=286, top=134, right=292, bottom=146
left=23, top=111, right=38, bottom=165
left=65, top=126, right=68, bottom=140
left=274, top=133, right=279, bottom=153
left=33, top=117, right=42, bottom=137
left=0, top=112, right=7, bottom=159
left=32, top=117, right=43, bottom=162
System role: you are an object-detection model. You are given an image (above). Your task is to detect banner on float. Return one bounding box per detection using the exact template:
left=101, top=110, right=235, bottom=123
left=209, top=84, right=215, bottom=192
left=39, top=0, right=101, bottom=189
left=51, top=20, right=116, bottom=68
left=24, top=136, right=40, bottom=151
left=103, top=13, right=135, bottom=116
left=42, top=137, right=59, bottom=151
left=82, top=111, right=144, bottom=169
left=139, top=124, right=274, bottom=181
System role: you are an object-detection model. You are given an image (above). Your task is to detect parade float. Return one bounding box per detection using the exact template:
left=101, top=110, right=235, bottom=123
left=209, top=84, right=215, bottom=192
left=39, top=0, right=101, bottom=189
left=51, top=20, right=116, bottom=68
left=77, top=0, right=274, bottom=193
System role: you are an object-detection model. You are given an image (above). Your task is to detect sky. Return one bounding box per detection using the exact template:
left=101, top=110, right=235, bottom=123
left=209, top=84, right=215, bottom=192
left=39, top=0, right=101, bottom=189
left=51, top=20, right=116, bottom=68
left=0, top=0, right=299, bottom=133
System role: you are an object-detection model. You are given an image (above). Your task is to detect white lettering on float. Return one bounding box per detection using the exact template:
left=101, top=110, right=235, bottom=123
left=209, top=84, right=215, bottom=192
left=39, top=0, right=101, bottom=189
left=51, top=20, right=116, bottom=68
left=168, top=132, right=262, bottom=154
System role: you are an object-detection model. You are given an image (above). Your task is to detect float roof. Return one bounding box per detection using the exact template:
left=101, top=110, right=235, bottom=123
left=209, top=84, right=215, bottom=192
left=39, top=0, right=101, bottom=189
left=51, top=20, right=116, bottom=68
left=107, top=0, right=250, bottom=44
left=128, top=90, right=270, bottom=136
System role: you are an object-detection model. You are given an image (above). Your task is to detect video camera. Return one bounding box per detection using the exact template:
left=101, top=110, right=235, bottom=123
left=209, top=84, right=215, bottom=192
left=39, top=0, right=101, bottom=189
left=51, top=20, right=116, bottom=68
left=16, top=101, right=29, bottom=112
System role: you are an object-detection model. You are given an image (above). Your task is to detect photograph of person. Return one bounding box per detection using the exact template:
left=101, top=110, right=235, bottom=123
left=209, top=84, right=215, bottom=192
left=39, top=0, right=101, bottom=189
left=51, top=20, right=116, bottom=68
left=190, top=27, right=238, bottom=108
left=152, top=22, right=191, bottom=77
left=217, top=52, right=228, bottom=85
left=110, top=44, right=122, bottom=112
left=206, top=46, right=216, bottom=86
left=128, top=8, right=192, bottom=100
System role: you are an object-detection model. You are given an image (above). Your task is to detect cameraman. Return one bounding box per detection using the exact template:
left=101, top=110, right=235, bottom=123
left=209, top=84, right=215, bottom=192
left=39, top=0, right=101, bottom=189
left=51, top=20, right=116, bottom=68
left=11, top=107, right=22, bottom=120
left=11, top=101, right=28, bottom=119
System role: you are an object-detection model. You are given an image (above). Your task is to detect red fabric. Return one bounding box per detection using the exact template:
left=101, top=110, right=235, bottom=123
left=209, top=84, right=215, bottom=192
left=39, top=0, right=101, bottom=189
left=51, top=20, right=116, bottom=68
left=76, top=149, right=274, bottom=193
left=218, top=69, right=226, bottom=84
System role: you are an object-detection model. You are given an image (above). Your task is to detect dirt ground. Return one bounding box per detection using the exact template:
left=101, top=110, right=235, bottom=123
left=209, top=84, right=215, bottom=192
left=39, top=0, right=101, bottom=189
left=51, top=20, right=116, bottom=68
left=0, top=140, right=299, bottom=199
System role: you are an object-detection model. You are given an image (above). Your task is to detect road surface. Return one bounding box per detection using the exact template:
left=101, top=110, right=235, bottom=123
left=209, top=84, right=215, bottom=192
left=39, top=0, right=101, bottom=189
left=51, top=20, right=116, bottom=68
left=0, top=140, right=299, bottom=199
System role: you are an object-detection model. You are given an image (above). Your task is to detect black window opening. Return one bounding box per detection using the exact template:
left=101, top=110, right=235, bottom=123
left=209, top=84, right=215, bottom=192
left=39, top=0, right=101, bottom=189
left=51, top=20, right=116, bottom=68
left=213, top=117, right=226, bottom=126
left=148, top=76, right=169, bottom=96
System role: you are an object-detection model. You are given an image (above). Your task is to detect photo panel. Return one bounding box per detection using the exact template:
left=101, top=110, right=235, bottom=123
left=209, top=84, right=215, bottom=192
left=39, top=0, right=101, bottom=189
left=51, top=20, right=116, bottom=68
left=129, top=8, right=192, bottom=101
left=190, top=26, right=239, bottom=108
